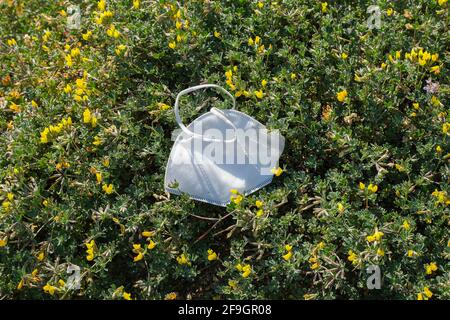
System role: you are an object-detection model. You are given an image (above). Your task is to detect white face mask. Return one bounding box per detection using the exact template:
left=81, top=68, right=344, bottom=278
left=165, top=84, right=285, bottom=206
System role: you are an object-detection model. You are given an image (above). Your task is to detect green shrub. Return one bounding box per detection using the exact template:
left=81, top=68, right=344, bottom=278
left=0, top=0, right=448, bottom=300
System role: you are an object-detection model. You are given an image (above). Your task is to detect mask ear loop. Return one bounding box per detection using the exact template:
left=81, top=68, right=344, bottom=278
left=174, top=84, right=237, bottom=142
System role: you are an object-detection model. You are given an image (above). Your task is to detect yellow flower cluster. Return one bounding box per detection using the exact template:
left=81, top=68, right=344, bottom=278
left=432, top=189, right=449, bottom=206
left=102, top=183, right=114, bottom=194
left=7, top=38, right=17, bottom=47
left=248, top=35, right=269, bottom=54
left=425, top=262, right=438, bottom=275
left=64, top=76, right=91, bottom=103
left=236, top=263, right=252, bottom=278
left=230, top=189, right=243, bottom=205
left=366, top=230, right=384, bottom=243
left=417, top=287, right=433, bottom=300
left=359, top=182, right=378, bottom=193
left=282, top=244, right=293, bottom=261
left=177, top=253, right=191, bottom=266
left=165, top=292, right=177, bottom=300
left=207, top=249, right=218, bottom=261
left=94, top=0, right=113, bottom=25
left=167, top=5, right=189, bottom=49
left=106, top=24, right=120, bottom=38
left=255, top=200, right=264, bottom=217
left=347, top=250, right=358, bottom=266
left=309, top=242, right=325, bottom=270
left=132, top=243, right=144, bottom=262
left=39, top=116, right=72, bottom=144
left=336, top=89, right=348, bottom=102
left=404, top=48, right=439, bottom=68
left=83, top=108, right=98, bottom=127
left=1, top=192, right=14, bottom=213
left=85, top=239, right=96, bottom=261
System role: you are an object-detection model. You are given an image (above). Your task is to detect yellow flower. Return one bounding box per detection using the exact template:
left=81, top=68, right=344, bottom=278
left=337, top=202, right=345, bottom=213
left=37, top=251, right=45, bottom=261
left=31, top=100, right=38, bottom=108
left=177, top=253, right=190, bottom=266
left=70, top=47, right=80, bottom=57
left=367, top=231, right=384, bottom=243
left=96, top=172, right=103, bottom=184
left=248, top=37, right=254, bottom=46
left=93, top=135, right=103, bottom=146
left=256, top=209, right=264, bottom=217
left=261, top=79, right=267, bottom=87
left=17, top=279, right=24, bottom=290
left=115, top=44, right=127, bottom=56
left=310, top=262, right=320, bottom=270
left=347, top=250, right=357, bottom=262
left=123, top=292, right=132, bottom=300
left=321, top=2, right=328, bottom=13
left=214, top=31, right=221, bottom=38
left=165, top=292, right=177, bottom=300
left=7, top=38, right=17, bottom=46
left=0, top=238, right=7, bottom=247
left=43, top=283, right=57, bottom=295
left=282, top=251, right=293, bottom=261
left=230, top=189, right=238, bottom=194
left=407, top=250, right=415, bottom=257
left=336, top=89, right=348, bottom=102
left=436, top=146, right=442, bottom=153
left=425, top=262, right=438, bottom=275
left=169, top=41, right=176, bottom=49
left=402, top=220, right=410, bottom=230
left=387, top=8, right=394, bottom=16
left=424, top=287, right=433, bottom=298
left=231, top=194, right=243, bottom=205
left=98, top=0, right=106, bottom=12
left=368, top=184, right=378, bottom=193
left=257, top=1, right=264, bottom=9
left=58, top=279, right=66, bottom=287
left=341, top=52, right=348, bottom=60
left=255, top=200, right=263, bottom=208
left=228, top=280, right=238, bottom=289
left=102, top=184, right=114, bottom=194
left=241, top=264, right=252, bottom=278
left=147, top=240, right=156, bottom=250
left=417, top=293, right=424, bottom=300
left=254, top=36, right=261, bottom=44
left=359, top=182, right=365, bottom=190
left=133, top=0, right=140, bottom=9
left=430, top=65, right=440, bottom=74
left=65, top=54, right=73, bottom=67
left=271, top=167, right=283, bottom=177
left=376, top=248, right=384, bottom=256
left=83, top=108, right=92, bottom=124
left=64, top=84, right=72, bottom=93
left=106, top=24, right=120, bottom=38
left=133, top=252, right=144, bottom=262
left=285, top=244, right=293, bottom=251
left=207, top=249, right=218, bottom=261
left=254, top=90, right=264, bottom=99
left=142, top=231, right=155, bottom=238
left=290, top=73, right=297, bottom=80
left=82, top=31, right=93, bottom=41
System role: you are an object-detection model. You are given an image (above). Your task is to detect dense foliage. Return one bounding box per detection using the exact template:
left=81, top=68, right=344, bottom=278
left=0, top=0, right=449, bottom=300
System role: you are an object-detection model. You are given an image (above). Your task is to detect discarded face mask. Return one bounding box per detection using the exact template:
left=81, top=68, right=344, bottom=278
left=164, top=84, right=285, bottom=206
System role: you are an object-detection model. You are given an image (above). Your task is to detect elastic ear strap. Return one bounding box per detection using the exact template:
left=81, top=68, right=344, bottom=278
left=174, top=84, right=236, bottom=135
